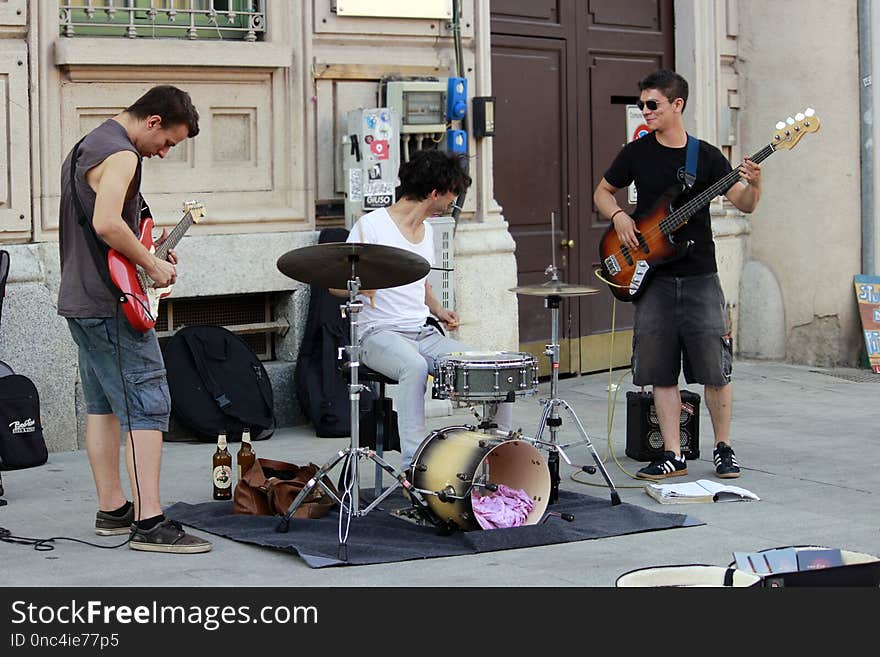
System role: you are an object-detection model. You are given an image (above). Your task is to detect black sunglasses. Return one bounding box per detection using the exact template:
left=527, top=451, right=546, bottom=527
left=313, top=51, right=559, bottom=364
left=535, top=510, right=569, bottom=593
left=636, top=99, right=663, bottom=111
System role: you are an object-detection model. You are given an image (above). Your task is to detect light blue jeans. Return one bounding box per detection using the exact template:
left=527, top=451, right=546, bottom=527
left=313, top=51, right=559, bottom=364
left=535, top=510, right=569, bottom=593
left=360, top=325, right=513, bottom=470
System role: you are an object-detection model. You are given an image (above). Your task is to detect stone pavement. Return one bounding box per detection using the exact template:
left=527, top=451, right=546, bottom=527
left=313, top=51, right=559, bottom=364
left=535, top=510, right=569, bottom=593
left=1, top=360, right=877, bottom=587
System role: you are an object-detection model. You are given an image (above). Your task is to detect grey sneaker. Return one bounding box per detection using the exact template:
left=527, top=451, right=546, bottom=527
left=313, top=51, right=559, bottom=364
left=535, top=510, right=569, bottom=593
left=95, top=505, right=135, bottom=536
left=129, top=518, right=212, bottom=554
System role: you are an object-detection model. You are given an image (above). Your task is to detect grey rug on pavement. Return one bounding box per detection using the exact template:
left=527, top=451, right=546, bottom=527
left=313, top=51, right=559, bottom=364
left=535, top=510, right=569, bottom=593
left=165, top=489, right=702, bottom=568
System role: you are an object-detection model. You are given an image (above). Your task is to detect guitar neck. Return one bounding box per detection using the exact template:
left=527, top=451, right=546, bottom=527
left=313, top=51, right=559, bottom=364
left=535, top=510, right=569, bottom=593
left=154, top=211, right=195, bottom=260
left=662, top=143, right=776, bottom=233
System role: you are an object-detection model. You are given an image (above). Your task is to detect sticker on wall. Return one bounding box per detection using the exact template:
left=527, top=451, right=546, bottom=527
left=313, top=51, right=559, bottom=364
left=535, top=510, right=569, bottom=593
left=369, top=139, right=390, bottom=160
left=626, top=105, right=650, bottom=205
left=348, top=168, right=363, bottom=202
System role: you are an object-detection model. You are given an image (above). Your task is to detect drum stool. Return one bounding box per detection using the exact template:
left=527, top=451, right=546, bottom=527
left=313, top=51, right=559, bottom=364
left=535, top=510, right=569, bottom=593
left=359, top=365, right=399, bottom=497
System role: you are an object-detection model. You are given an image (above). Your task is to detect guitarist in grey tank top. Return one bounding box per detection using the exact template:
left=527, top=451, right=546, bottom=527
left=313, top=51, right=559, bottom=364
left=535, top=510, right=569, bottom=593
left=58, top=85, right=211, bottom=553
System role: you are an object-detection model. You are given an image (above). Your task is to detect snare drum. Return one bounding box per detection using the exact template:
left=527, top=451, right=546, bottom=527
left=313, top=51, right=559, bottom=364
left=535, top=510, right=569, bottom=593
left=433, top=351, right=539, bottom=402
left=411, top=426, right=550, bottom=531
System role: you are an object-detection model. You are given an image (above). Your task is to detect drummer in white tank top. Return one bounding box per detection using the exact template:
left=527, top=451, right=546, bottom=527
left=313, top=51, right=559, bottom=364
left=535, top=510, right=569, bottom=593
left=348, top=207, right=436, bottom=335
left=333, top=157, right=512, bottom=472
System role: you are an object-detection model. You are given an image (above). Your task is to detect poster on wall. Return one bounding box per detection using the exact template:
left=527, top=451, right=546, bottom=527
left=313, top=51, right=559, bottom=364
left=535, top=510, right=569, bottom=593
left=625, top=105, right=651, bottom=205
left=854, top=275, right=880, bottom=374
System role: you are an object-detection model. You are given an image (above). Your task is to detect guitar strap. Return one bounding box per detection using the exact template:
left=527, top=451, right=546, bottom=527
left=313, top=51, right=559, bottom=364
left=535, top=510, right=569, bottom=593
left=684, top=134, right=699, bottom=189
left=67, top=138, right=125, bottom=302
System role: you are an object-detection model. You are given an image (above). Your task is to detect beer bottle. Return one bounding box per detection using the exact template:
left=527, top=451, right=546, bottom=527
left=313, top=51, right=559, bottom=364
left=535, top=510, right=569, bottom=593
left=212, top=431, right=233, bottom=500
left=236, top=428, right=256, bottom=481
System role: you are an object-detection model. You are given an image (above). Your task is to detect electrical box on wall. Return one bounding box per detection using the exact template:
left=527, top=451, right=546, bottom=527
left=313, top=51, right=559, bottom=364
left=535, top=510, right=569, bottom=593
left=446, top=77, right=467, bottom=121
left=472, top=96, right=495, bottom=138
left=446, top=129, right=467, bottom=153
left=342, top=107, right=400, bottom=229
left=384, top=80, right=447, bottom=134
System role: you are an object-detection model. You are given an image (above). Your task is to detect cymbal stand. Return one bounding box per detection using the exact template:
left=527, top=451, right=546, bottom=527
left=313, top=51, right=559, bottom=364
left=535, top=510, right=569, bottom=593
left=276, top=259, right=436, bottom=555
left=530, top=267, right=621, bottom=507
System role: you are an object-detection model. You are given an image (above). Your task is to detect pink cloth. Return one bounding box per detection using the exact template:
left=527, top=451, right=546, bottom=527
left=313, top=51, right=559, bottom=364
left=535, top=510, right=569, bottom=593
left=471, top=484, right=535, bottom=530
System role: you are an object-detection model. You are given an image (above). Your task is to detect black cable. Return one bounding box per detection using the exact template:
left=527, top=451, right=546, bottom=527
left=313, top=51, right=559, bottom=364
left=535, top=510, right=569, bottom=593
left=450, top=0, right=467, bottom=231
left=0, top=526, right=128, bottom=552
left=114, top=302, right=141, bottom=548
left=0, top=301, right=146, bottom=552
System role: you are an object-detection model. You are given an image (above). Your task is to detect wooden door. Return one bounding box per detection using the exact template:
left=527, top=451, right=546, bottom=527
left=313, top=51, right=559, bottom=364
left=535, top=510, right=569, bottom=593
left=491, top=0, right=675, bottom=374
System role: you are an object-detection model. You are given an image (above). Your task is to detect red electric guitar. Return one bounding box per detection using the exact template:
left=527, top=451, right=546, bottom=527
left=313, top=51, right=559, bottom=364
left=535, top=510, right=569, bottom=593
left=598, top=109, right=820, bottom=302
left=107, top=200, right=205, bottom=332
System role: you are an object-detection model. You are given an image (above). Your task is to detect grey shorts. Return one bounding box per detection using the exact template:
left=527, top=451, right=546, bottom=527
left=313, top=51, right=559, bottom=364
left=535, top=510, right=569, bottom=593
left=66, top=317, right=171, bottom=432
left=631, top=273, right=732, bottom=387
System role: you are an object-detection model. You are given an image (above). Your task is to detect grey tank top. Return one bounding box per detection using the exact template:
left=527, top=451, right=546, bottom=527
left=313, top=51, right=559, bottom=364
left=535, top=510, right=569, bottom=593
left=57, top=119, right=143, bottom=318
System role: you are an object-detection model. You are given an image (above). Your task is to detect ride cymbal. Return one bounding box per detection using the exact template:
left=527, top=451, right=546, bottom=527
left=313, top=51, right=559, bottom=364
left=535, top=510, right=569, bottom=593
left=276, top=242, right=431, bottom=290
left=508, top=281, right=601, bottom=297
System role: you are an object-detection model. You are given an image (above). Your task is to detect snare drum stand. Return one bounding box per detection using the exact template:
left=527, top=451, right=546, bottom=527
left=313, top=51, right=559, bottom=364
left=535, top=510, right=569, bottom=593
left=532, top=267, right=621, bottom=506
left=276, top=264, right=435, bottom=556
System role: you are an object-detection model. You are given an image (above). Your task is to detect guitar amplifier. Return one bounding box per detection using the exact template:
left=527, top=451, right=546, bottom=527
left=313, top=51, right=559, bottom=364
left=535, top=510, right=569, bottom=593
left=626, top=390, right=700, bottom=461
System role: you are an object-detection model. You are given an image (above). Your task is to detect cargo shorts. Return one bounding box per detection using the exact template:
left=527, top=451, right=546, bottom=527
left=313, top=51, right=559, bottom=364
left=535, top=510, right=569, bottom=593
left=67, top=317, right=171, bottom=432
left=630, top=273, right=733, bottom=387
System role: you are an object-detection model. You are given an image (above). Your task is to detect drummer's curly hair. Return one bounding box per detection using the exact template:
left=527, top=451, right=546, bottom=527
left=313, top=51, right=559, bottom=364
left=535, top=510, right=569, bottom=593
left=397, top=149, right=471, bottom=201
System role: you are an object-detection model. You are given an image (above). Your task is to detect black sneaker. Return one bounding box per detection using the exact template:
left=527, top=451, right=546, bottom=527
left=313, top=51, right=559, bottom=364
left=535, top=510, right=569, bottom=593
left=95, top=505, right=135, bottom=536
left=129, top=519, right=212, bottom=554
left=636, top=451, right=688, bottom=480
left=714, top=442, right=741, bottom=479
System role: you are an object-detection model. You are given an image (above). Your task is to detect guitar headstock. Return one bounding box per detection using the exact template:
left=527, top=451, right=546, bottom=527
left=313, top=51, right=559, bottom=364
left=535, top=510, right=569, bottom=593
left=182, top=200, right=206, bottom=223
left=771, top=108, right=820, bottom=150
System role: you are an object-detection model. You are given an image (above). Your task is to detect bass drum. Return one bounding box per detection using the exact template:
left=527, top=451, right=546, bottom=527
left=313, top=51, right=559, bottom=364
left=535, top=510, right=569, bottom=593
left=411, top=426, right=550, bottom=531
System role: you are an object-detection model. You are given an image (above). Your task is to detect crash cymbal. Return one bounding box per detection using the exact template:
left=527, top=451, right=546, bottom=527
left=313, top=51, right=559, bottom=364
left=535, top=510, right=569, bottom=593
left=277, top=242, right=431, bottom=290
left=509, top=280, right=601, bottom=297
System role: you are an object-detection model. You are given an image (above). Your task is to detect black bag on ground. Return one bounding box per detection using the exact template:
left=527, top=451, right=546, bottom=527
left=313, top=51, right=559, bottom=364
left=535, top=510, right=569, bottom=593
left=164, top=325, right=275, bottom=441
left=0, top=374, right=48, bottom=470
left=359, top=404, right=401, bottom=452
left=295, top=228, right=373, bottom=437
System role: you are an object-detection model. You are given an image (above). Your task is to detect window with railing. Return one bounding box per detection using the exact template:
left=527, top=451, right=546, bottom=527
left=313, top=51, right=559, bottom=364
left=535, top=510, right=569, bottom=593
left=59, top=1, right=266, bottom=41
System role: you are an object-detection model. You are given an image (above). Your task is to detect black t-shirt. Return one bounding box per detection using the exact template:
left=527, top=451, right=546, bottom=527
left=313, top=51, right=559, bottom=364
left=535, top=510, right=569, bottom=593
left=603, top=132, right=732, bottom=276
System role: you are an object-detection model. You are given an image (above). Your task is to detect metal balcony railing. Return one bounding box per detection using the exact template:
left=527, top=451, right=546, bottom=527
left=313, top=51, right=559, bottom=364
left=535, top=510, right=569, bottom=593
left=59, top=1, right=266, bottom=41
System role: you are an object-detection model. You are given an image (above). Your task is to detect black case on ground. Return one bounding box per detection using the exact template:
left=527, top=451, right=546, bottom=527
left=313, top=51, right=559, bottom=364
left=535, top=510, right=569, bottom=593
left=164, top=325, right=275, bottom=442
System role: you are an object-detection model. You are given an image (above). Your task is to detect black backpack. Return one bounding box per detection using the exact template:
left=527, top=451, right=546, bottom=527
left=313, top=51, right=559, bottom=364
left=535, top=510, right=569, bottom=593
left=163, top=325, right=275, bottom=441
left=295, top=228, right=373, bottom=437
left=0, top=250, right=48, bottom=473
left=0, top=374, right=48, bottom=470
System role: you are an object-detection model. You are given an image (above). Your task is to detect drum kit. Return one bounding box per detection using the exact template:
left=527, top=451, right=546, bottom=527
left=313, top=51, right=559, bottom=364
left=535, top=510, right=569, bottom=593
left=274, top=230, right=619, bottom=550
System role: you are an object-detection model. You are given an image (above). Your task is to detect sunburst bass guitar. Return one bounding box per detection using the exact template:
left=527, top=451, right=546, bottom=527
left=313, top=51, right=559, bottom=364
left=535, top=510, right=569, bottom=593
left=107, top=200, right=205, bottom=332
left=598, top=109, right=820, bottom=302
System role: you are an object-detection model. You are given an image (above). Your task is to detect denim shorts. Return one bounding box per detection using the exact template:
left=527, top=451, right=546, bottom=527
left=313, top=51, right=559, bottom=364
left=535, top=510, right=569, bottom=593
left=631, top=273, right=732, bottom=387
left=66, top=317, right=171, bottom=432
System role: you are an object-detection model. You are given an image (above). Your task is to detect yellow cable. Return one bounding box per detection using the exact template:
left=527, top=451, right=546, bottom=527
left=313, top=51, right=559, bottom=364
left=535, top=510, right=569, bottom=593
left=568, top=271, right=647, bottom=490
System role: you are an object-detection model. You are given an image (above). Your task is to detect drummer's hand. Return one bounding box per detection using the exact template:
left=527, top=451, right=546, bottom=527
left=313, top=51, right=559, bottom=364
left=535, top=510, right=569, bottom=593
left=437, top=308, right=460, bottom=329
left=361, top=289, right=376, bottom=308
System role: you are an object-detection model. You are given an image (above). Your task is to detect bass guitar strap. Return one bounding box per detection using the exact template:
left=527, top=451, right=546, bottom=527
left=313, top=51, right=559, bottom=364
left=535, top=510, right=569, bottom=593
left=684, top=134, right=699, bottom=189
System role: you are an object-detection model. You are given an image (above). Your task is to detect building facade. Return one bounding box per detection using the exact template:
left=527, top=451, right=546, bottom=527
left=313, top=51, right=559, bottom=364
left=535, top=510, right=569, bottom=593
left=0, top=1, right=873, bottom=453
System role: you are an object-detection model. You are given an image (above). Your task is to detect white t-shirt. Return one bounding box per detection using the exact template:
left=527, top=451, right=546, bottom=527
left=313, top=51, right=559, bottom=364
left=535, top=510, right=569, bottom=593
left=347, top=207, right=434, bottom=332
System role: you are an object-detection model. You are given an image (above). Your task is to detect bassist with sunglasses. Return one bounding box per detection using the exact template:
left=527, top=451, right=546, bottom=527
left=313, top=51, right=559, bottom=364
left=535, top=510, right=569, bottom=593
left=593, top=69, right=762, bottom=481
